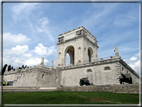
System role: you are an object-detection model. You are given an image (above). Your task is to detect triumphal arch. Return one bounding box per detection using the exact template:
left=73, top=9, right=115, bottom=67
left=56, top=26, right=99, bottom=67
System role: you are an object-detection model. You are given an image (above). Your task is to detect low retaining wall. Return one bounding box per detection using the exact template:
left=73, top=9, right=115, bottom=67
left=57, top=84, right=139, bottom=94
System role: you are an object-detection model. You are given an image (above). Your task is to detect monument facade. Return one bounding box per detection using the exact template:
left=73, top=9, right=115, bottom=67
left=3, top=26, right=139, bottom=87
left=56, top=26, right=98, bottom=67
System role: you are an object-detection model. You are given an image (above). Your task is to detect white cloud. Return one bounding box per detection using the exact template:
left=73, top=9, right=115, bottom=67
left=130, top=56, right=137, bottom=60
left=12, top=45, right=28, bottom=51
left=12, top=3, right=39, bottom=21
left=4, top=45, right=29, bottom=55
left=125, top=52, right=140, bottom=75
left=129, top=60, right=140, bottom=75
left=47, top=45, right=56, bottom=56
left=33, top=43, right=56, bottom=56
left=24, top=58, right=48, bottom=66
left=7, top=57, right=48, bottom=67
left=21, top=53, right=32, bottom=58
left=135, top=51, right=141, bottom=57
left=36, top=17, right=54, bottom=41
left=3, top=44, right=51, bottom=68
left=34, top=43, right=47, bottom=56
left=3, top=32, right=30, bottom=47
left=39, top=17, right=49, bottom=28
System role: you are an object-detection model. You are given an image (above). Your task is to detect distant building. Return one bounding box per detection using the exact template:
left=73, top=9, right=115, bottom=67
left=4, top=26, right=139, bottom=87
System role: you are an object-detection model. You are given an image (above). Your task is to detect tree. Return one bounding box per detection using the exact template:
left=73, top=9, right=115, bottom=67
left=11, top=66, right=13, bottom=70
left=8, top=65, right=11, bottom=71
left=18, top=67, right=22, bottom=69
left=11, top=66, right=15, bottom=71
left=22, top=65, right=25, bottom=69
left=1, top=64, right=7, bottom=75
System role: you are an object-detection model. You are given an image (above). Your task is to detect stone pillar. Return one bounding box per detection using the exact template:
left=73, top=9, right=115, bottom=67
left=51, top=61, right=54, bottom=68
left=40, top=57, right=44, bottom=65
left=115, top=46, right=120, bottom=58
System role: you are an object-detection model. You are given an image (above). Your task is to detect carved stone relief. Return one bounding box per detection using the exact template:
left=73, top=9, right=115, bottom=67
left=58, top=36, right=64, bottom=42
left=76, top=29, right=87, bottom=36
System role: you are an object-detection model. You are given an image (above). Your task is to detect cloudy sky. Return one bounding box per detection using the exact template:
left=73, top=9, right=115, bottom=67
left=2, top=2, right=140, bottom=75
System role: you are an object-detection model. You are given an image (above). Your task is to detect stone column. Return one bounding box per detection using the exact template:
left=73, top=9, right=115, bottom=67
left=40, top=57, right=44, bottom=65
left=115, top=46, right=120, bottom=58
left=51, top=61, right=54, bottom=68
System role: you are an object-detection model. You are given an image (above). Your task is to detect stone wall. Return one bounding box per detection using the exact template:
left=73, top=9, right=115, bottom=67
left=57, top=84, right=139, bottom=94
left=61, top=61, right=119, bottom=86
left=4, top=65, right=62, bottom=87
left=36, top=68, right=61, bottom=87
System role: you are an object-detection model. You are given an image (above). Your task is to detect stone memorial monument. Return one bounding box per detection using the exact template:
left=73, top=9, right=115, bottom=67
left=3, top=26, right=139, bottom=87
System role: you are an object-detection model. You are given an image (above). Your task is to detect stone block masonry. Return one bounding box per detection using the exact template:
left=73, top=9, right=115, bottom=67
left=57, top=84, right=139, bottom=94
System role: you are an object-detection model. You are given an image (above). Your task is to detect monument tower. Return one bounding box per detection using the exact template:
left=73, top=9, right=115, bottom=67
left=56, top=26, right=99, bottom=67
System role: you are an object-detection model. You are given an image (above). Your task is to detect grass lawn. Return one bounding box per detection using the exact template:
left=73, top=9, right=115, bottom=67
left=3, top=91, right=139, bottom=104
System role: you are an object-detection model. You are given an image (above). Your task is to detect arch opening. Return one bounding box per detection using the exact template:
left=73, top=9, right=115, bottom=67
left=65, top=46, right=75, bottom=66
left=88, top=47, right=93, bottom=62
left=66, top=53, right=70, bottom=66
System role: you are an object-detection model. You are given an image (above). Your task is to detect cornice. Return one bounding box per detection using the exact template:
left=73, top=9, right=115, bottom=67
left=119, top=59, right=139, bottom=78
left=61, top=58, right=120, bottom=70
left=57, top=35, right=99, bottom=48
left=60, top=58, right=140, bottom=78
left=59, top=26, right=96, bottom=40
left=59, top=26, right=84, bottom=36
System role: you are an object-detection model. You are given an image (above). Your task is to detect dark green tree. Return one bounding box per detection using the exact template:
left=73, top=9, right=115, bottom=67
left=11, top=66, right=13, bottom=70
left=8, top=65, right=11, bottom=71
left=1, top=64, right=7, bottom=75
left=18, top=67, right=22, bottom=69
left=22, top=65, right=24, bottom=69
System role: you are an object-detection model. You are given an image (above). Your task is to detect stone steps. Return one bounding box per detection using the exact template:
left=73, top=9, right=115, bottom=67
left=39, top=87, right=57, bottom=90
left=3, top=86, right=57, bottom=90
left=3, top=86, right=58, bottom=92
left=3, top=86, right=39, bottom=90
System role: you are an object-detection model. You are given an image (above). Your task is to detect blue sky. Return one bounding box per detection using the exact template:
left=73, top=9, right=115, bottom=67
left=2, top=2, right=140, bottom=75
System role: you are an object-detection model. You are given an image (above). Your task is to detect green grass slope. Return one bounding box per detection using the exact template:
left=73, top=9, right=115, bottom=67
left=3, top=91, right=139, bottom=104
